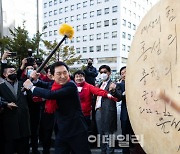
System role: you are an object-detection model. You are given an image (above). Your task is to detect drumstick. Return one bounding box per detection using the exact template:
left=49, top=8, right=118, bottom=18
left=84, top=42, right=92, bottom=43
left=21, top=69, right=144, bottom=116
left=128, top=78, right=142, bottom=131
left=157, top=89, right=180, bottom=113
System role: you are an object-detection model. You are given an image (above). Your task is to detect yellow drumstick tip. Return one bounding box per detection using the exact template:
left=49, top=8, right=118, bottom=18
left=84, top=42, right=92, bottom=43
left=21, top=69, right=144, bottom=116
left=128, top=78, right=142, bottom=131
left=59, top=23, right=74, bottom=40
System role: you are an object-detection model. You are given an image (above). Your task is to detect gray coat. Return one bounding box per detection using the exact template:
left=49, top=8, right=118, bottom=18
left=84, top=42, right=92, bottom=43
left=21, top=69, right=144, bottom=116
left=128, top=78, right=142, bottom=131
left=100, top=79, right=122, bottom=133
left=0, top=80, right=30, bottom=141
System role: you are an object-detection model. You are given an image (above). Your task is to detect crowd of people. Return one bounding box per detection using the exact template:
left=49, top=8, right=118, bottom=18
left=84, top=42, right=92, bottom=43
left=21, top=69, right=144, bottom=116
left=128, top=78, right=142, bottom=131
left=0, top=51, right=144, bottom=154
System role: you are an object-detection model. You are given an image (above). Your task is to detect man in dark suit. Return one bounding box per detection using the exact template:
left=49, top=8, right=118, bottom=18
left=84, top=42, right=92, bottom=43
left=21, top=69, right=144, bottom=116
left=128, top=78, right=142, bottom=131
left=23, top=61, right=91, bottom=154
left=95, top=65, right=122, bottom=154
left=0, top=65, right=30, bottom=154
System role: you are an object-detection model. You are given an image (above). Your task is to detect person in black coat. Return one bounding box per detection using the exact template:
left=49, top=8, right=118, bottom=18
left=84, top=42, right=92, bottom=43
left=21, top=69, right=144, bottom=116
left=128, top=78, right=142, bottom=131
left=0, top=64, right=30, bottom=154
left=23, top=61, right=91, bottom=154
left=84, top=58, right=98, bottom=86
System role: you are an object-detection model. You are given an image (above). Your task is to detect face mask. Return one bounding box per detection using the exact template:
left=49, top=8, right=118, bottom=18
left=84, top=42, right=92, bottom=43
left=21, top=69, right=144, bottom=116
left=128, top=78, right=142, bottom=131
left=100, top=73, right=108, bottom=81
left=88, top=62, right=92, bottom=66
left=27, top=69, right=33, bottom=77
left=8, top=74, right=17, bottom=81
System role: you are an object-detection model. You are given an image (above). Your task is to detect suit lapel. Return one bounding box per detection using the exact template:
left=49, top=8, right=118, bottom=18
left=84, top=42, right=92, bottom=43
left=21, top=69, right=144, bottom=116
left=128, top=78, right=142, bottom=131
left=0, top=82, right=17, bottom=101
left=105, top=79, right=111, bottom=91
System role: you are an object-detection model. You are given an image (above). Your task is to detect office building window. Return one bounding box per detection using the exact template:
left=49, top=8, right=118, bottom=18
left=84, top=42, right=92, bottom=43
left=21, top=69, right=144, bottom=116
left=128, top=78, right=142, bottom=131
left=90, top=11, right=94, bottom=17
left=112, top=19, right=117, bottom=25
left=122, top=19, right=126, bottom=26
left=83, top=1, right=87, bottom=7
left=54, top=30, right=58, bottom=35
left=76, top=25, right=80, bottom=31
left=83, top=47, right=87, bottom=53
left=44, top=12, right=47, bottom=18
left=49, top=1, right=52, bottom=6
left=112, top=44, right=117, bottom=51
left=65, top=6, right=68, bottom=12
left=112, top=6, right=118, bottom=12
left=97, top=9, right=102, bottom=16
left=49, top=21, right=52, bottom=26
left=133, top=24, right=136, bottom=30
left=97, top=21, right=101, bottom=28
left=54, top=20, right=57, bottom=25
left=97, top=0, right=102, bottom=4
left=122, top=44, right=126, bottom=51
left=127, top=46, right=130, bottom=52
left=83, top=13, right=87, bottom=19
left=90, top=0, right=94, bottom=6
left=134, top=13, right=136, bottom=18
left=54, top=10, right=57, bottom=15
left=71, top=5, right=74, bottom=11
left=70, top=16, right=74, bottom=21
left=59, top=0, right=63, bottom=3
left=104, top=20, right=109, bottom=27
left=96, top=45, right=101, bottom=52
left=128, top=22, right=131, bottom=28
left=122, top=32, right=126, bottom=38
left=83, top=35, right=87, bottom=42
left=129, top=10, right=131, bottom=16
left=90, top=46, right=94, bottom=52
left=49, top=31, right=52, bottom=36
left=104, top=45, right=109, bottom=52
left=59, top=18, right=63, bottom=24
left=49, top=11, right=52, bottom=16
left=76, top=48, right=80, bottom=54
left=89, top=34, right=94, bottom=41
left=70, top=38, right=74, bottom=43
left=44, top=32, right=47, bottom=37
left=76, top=36, right=80, bottom=43
left=104, top=8, right=109, bottom=14
left=77, top=14, right=81, bottom=20
left=133, top=1, right=136, bottom=7
left=105, top=0, right=109, bottom=2
left=54, top=0, right=57, bottom=5
left=112, top=31, right=117, bottom=38
left=104, top=32, right=109, bottom=39
left=59, top=8, right=63, bottom=14
left=90, top=23, right=94, bottom=29
left=77, top=3, right=81, bottom=9
left=128, top=34, right=131, bottom=40
left=83, top=24, right=87, bottom=30
left=123, top=7, right=126, bottom=13
left=65, top=17, right=68, bottom=23
left=97, top=33, right=101, bottom=40
left=44, top=3, right=47, bottom=8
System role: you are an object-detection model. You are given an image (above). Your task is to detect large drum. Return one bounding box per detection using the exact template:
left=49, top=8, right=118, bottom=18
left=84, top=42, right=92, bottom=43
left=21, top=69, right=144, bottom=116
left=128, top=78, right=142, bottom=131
left=126, top=0, right=180, bottom=153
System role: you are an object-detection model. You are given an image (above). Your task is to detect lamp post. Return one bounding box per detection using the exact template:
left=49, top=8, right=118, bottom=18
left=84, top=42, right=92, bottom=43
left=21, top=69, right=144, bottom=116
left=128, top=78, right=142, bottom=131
left=0, top=0, right=3, bottom=39
left=36, top=0, right=39, bottom=55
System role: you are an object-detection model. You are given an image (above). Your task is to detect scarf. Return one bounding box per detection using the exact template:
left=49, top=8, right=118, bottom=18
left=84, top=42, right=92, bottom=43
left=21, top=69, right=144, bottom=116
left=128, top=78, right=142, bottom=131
left=45, top=81, right=62, bottom=113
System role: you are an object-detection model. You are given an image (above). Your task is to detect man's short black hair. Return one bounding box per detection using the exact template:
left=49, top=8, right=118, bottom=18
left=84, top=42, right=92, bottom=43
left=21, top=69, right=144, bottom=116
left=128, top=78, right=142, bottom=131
left=73, top=70, right=85, bottom=78
left=50, top=61, right=69, bottom=75
left=120, top=66, right=126, bottom=75
left=99, top=65, right=111, bottom=72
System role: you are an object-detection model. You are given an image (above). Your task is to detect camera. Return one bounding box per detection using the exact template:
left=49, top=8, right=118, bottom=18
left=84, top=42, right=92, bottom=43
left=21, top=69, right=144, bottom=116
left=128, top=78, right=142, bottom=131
left=10, top=52, right=17, bottom=57
left=26, top=49, right=35, bottom=66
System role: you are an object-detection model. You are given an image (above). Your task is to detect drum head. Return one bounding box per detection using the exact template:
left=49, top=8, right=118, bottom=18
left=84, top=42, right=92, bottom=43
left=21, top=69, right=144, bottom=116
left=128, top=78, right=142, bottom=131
left=126, top=0, right=180, bottom=153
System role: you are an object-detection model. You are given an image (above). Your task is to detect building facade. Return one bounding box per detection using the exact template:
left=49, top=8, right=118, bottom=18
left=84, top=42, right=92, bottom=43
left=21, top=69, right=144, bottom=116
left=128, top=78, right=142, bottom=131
left=42, top=0, right=159, bottom=72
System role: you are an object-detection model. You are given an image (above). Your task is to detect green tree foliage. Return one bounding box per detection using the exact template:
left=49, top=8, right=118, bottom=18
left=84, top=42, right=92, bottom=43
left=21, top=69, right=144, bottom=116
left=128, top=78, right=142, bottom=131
left=0, top=22, right=44, bottom=66
left=43, top=40, right=81, bottom=66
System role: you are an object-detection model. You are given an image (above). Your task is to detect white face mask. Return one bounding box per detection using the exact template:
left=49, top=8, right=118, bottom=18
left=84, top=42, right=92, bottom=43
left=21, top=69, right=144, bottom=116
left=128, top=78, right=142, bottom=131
left=100, top=73, right=108, bottom=81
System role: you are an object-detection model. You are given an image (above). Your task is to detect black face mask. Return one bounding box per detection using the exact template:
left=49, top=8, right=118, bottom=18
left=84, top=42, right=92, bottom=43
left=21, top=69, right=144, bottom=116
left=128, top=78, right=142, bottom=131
left=88, top=63, right=92, bottom=66
left=8, top=74, right=17, bottom=81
